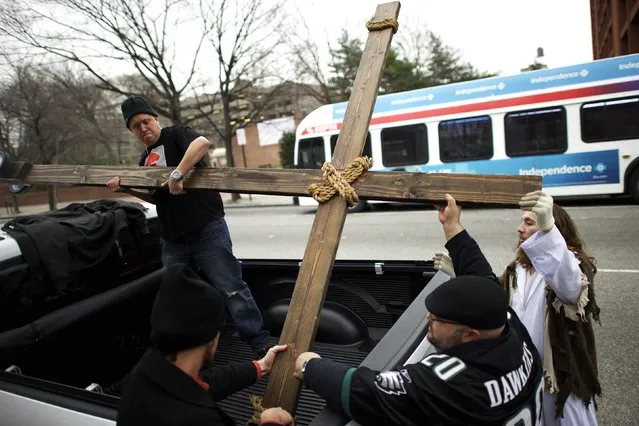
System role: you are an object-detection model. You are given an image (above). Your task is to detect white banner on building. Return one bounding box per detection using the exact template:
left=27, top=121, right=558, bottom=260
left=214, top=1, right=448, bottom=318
left=257, top=116, right=295, bottom=146
left=236, top=128, right=247, bottom=146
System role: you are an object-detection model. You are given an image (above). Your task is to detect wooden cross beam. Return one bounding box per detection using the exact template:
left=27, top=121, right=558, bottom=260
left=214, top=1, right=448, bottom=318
left=0, top=162, right=541, bottom=205
left=0, top=0, right=543, bottom=416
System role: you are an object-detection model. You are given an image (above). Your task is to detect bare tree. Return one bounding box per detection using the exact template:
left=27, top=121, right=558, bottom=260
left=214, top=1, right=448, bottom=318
left=2, top=0, right=293, bottom=191
left=0, top=66, right=75, bottom=209
left=395, top=25, right=431, bottom=76
left=195, top=0, right=288, bottom=200
left=0, top=61, right=129, bottom=209
left=287, top=17, right=335, bottom=105
left=0, top=0, right=208, bottom=124
left=0, top=104, right=26, bottom=161
left=50, top=67, right=127, bottom=163
left=395, top=23, right=496, bottom=86
left=0, top=80, right=26, bottom=214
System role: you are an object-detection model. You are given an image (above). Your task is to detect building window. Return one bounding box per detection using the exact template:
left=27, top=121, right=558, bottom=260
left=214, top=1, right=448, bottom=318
left=581, top=96, right=639, bottom=142
left=330, top=133, right=372, bottom=159
left=379, top=124, right=428, bottom=167
left=297, top=137, right=325, bottom=169
left=438, top=116, right=493, bottom=163
left=505, top=106, right=567, bottom=157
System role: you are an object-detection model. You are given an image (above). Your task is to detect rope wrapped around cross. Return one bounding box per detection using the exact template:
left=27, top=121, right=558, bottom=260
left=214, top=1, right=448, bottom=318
left=306, top=156, right=373, bottom=206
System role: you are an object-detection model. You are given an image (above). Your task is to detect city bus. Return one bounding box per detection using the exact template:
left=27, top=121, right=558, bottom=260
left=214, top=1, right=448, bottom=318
left=294, top=53, right=639, bottom=211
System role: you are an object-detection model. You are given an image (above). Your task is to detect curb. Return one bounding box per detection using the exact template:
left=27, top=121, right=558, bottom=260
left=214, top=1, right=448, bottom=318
left=222, top=197, right=295, bottom=209
left=220, top=194, right=296, bottom=209
left=223, top=203, right=294, bottom=209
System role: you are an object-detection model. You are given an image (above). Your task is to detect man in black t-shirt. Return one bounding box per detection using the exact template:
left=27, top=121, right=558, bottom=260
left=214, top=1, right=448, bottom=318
left=107, top=96, right=270, bottom=356
left=294, top=275, right=544, bottom=426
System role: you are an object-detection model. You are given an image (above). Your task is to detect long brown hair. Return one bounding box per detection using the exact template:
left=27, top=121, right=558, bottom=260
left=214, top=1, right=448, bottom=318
left=551, top=204, right=600, bottom=322
left=552, top=204, right=597, bottom=281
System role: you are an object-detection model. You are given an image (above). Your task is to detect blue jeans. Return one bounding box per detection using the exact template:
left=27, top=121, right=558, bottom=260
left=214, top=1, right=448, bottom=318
left=161, top=217, right=270, bottom=352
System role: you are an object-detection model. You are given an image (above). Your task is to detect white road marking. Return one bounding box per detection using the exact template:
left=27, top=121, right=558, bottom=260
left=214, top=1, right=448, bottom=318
left=599, top=269, right=639, bottom=273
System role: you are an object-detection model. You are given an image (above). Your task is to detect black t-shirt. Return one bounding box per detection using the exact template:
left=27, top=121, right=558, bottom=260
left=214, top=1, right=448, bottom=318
left=138, top=125, right=224, bottom=242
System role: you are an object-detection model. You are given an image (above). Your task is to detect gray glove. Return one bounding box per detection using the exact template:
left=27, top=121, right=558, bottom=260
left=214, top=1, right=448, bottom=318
left=519, top=190, right=555, bottom=232
left=433, top=251, right=455, bottom=277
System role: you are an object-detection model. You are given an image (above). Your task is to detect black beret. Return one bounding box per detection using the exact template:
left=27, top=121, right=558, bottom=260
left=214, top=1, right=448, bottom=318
left=150, top=263, right=226, bottom=353
left=121, top=96, right=157, bottom=128
left=425, top=275, right=508, bottom=329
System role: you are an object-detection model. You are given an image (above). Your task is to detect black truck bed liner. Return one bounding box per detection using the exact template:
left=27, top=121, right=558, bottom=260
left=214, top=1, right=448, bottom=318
left=214, top=328, right=369, bottom=426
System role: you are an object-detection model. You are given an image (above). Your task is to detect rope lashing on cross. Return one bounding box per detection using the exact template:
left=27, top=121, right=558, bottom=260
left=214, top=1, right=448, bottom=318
left=307, top=156, right=373, bottom=207
left=249, top=395, right=265, bottom=425
left=365, top=18, right=399, bottom=34
left=248, top=394, right=298, bottom=425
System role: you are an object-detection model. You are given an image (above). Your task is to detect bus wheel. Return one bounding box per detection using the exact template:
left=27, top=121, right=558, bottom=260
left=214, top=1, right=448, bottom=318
left=629, top=168, right=639, bottom=203
left=348, top=200, right=368, bottom=213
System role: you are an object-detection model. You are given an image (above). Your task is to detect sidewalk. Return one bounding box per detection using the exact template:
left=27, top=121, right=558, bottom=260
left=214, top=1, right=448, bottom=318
left=0, top=193, right=296, bottom=220
left=220, top=193, right=295, bottom=209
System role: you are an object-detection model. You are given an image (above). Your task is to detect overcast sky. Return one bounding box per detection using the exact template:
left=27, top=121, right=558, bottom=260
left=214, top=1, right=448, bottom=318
left=14, top=0, right=593, bottom=92
left=292, top=0, right=594, bottom=76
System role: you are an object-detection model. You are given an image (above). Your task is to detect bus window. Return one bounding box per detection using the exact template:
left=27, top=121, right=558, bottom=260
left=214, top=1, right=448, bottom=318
left=330, top=133, right=372, bottom=159
left=297, top=137, right=325, bottom=169
left=380, top=124, right=428, bottom=167
left=505, top=107, right=567, bottom=157
left=581, top=96, right=639, bottom=142
left=438, top=116, right=493, bottom=163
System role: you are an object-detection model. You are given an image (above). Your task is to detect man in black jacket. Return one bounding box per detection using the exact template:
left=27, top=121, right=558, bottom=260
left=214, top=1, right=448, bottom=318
left=293, top=275, right=544, bottom=425
left=107, top=96, right=270, bottom=356
left=117, top=262, right=290, bottom=426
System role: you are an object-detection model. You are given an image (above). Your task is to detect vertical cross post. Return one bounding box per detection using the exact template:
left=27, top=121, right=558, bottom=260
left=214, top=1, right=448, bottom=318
left=262, top=1, right=401, bottom=414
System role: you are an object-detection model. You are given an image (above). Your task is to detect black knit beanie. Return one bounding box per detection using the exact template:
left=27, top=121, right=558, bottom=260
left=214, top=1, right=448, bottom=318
left=425, top=275, right=508, bottom=329
left=121, top=96, right=157, bottom=128
left=150, top=263, right=226, bottom=353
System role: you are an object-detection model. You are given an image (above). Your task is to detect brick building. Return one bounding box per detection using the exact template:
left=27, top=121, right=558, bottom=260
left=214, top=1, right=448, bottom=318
left=186, top=82, right=323, bottom=169
left=591, top=0, right=639, bottom=58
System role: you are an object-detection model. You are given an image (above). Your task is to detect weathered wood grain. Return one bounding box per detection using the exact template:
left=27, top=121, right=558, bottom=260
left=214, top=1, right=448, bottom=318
left=2, top=164, right=541, bottom=205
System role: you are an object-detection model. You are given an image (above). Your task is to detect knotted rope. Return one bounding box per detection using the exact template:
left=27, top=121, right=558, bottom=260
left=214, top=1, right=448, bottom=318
left=366, top=18, right=399, bottom=34
left=307, top=156, right=373, bottom=207
left=249, top=395, right=265, bottom=425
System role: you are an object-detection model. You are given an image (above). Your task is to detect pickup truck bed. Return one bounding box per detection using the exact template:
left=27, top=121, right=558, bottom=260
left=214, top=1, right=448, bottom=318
left=0, top=201, right=438, bottom=425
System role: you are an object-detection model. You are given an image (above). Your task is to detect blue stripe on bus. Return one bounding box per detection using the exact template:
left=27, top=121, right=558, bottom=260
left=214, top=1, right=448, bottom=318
left=388, top=150, right=620, bottom=188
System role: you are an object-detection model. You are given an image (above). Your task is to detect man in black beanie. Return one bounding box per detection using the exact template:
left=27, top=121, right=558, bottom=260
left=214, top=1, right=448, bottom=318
left=117, top=263, right=290, bottom=426
left=106, top=95, right=271, bottom=357
left=292, top=275, right=544, bottom=426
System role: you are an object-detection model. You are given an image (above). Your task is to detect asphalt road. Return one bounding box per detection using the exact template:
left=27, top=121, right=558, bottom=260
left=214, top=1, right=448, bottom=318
left=225, top=200, right=639, bottom=425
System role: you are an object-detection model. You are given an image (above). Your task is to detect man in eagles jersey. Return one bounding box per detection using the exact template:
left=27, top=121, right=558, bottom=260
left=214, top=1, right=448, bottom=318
left=294, top=273, right=544, bottom=425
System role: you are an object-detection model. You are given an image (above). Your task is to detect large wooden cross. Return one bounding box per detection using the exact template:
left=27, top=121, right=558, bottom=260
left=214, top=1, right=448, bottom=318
left=0, top=1, right=541, bottom=415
